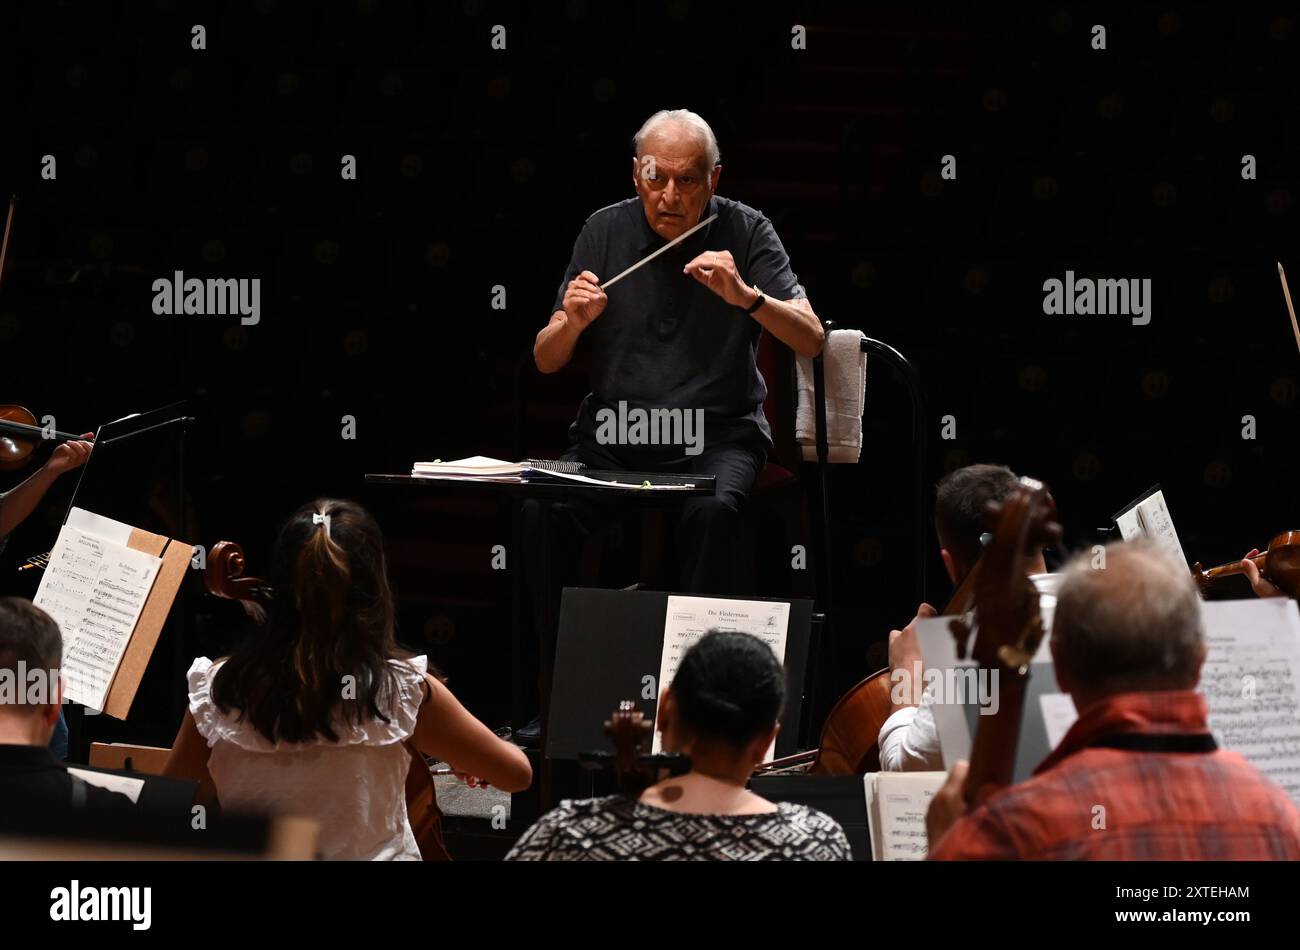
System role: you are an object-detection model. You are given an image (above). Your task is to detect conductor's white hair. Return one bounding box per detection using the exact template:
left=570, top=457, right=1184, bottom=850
left=633, top=109, right=720, bottom=167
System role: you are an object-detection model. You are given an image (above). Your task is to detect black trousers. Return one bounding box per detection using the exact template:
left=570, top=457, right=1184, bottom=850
left=520, top=437, right=766, bottom=713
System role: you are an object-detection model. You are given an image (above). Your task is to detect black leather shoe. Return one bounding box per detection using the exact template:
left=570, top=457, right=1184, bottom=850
left=516, top=715, right=542, bottom=746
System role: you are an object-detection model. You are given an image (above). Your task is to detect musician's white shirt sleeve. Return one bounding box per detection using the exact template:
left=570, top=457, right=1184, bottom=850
left=877, top=573, right=1060, bottom=772
left=877, top=687, right=944, bottom=772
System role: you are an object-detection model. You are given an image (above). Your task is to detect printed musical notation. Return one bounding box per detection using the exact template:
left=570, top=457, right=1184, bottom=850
left=1201, top=602, right=1300, bottom=804
left=652, top=596, right=791, bottom=758
left=865, top=771, right=946, bottom=861
left=33, top=523, right=162, bottom=711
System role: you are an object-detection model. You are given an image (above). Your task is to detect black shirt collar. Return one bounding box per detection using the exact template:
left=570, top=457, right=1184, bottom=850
left=635, top=195, right=721, bottom=254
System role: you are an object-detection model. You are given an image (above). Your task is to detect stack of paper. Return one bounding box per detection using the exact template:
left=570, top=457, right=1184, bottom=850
left=411, top=456, right=528, bottom=481
left=410, top=456, right=697, bottom=490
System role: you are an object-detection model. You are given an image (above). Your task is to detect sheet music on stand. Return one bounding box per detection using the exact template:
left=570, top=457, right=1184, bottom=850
left=650, top=595, right=791, bottom=759
left=33, top=509, right=163, bottom=711
left=918, top=598, right=1300, bottom=809
left=1113, top=484, right=1186, bottom=565
left=863, top=771, right=945, bottom=861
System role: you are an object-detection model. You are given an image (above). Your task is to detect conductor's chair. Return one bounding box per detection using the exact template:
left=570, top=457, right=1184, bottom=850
left=795, top=324, right=929, bottom=731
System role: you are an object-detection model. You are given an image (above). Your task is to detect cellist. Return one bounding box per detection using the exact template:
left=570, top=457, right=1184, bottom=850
left=880, top=464, right=1055, bottom=771
left=927, top=540, right=1300, bottom=860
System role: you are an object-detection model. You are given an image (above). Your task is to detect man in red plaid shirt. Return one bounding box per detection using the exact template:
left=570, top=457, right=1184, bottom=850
left=927, top=541, right=1300, bottom=860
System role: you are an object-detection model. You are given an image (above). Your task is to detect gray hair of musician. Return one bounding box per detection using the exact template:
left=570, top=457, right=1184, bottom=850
left=1051, top=540, right=1204, bottom=695
left=633, top=109, right=721, bottom=167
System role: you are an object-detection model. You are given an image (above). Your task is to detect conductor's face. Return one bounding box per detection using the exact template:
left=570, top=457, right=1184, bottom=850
left=632, top=123, right=720, bottom=242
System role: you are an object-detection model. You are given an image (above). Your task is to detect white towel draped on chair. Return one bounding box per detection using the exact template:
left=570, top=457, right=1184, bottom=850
left=795, top=329, right=867, bottom=463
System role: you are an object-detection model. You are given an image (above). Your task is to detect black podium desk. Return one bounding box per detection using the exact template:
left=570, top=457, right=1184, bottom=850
left=364, top=472, right=714, bottom=743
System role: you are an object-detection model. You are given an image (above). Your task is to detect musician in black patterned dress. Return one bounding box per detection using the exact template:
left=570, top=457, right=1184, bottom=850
left=506, top=631, right=851, bottom=861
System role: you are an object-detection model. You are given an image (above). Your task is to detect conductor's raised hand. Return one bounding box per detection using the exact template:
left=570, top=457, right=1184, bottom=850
left=562, top=270, right=607, bottom=331
left=683, top=250, right=757, bottom=309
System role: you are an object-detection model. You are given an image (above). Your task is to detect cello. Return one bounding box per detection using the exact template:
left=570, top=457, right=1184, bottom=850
left=204, top=540, right=452, bottom=860
left=952, top=477, right=1060, bottom=803
left=758, top=553, right=985, bottom=776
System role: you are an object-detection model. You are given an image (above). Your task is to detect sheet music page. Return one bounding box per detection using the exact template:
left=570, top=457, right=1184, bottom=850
left=1135, top=491, right=1186, bottom=564
left=652, top=596, right=790, bottom=757
left=66, top=768, right=144, bottom=804
left=1039, top=692, right=1079, bottom=749
left=865, top=772, right=946, bottom=861
left=33, top=523, right=162, bottom=711
left=1201, top=599, right=1300, bottom=806
left=1114, top=506, right=1143, bottom=541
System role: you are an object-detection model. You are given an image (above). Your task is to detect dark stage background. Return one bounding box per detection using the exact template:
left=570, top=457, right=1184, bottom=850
left=2, top=1, right=1299, bottom=746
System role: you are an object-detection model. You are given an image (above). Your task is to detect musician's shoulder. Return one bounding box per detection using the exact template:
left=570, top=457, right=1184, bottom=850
left=584, top=198, right=640, bottom=228
left=715, top=196, right=776, bottom=231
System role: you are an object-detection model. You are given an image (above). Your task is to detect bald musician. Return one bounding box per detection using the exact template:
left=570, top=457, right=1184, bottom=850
left=927, top=541, right=1300, bottom=859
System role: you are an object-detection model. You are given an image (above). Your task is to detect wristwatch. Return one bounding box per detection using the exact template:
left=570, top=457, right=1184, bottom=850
left=743, top=286, right=765, bottom=314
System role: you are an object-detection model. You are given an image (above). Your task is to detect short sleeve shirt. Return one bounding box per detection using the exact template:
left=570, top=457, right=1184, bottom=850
left=552, top=196, right=806, bottom=465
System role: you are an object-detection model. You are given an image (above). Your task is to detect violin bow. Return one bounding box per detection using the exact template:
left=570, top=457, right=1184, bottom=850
left=0, top=195, right=14, bottom=291
left=1280, top=262, right=1300, bottom=360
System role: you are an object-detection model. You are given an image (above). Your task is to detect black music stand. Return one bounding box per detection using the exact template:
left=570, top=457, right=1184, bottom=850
left=58, top=402, right=197, bottom=762
left=545, top=587, right=814, bottom=806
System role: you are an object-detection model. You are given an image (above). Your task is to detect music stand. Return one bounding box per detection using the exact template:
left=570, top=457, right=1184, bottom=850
left=58, top=402, right=197, bottom=761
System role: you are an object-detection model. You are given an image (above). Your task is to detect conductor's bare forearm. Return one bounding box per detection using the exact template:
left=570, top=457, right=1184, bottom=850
left=751, top=296, right=825, bottom=358
left=534, top=310, right=584, bottom=374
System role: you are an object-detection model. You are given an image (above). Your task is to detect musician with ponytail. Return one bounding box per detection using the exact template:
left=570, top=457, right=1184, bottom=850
left=163, top=499, right=531, bottom=860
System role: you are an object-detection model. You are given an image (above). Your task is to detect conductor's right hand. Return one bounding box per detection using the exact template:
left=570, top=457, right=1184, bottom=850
left=562, top=271, right=607, bottom=331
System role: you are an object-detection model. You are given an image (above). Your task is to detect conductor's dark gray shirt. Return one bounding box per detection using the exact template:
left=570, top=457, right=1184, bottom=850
left=551, top=195, right=806, bottom=464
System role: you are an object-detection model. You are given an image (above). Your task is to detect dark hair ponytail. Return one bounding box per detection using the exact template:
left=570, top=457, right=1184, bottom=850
left=670, top=630, right=784, bottom=748
left=212, top=499, right=404, bottom=744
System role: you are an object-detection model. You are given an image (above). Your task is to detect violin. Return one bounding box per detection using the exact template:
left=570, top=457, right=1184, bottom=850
left=1191, top=531, right=1300, bottom=598
left=581, top=700, right=689, bottom=795
left=0, top=405, right=94, bottom=470
left=954, top=478, right=1060, bottom=804
left=203, top=539, right=451, bottom=860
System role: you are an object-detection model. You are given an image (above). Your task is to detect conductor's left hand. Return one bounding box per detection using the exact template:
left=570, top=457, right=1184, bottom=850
left=683, top=250, right=760, bottom=310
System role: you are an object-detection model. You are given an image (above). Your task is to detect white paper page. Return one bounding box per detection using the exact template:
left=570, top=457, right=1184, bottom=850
left=1200, top=599, right=1300, bottom=806
left=1039, top=693, right=1078, bottom=749
left=651, top=596, right=790, bottom=758
left=1114, top=506, right=1143, bottom=541
left=66, top=507, right=133, bottom=546
left=875, top=772, right=946, bottom=861
left=862, top=773, right=883, bottom=861
left=1135, top=491, right=1186, bottom=564
left=33, top=524, right=162, bottom=711
left=66, top=768, right=144, bottom=805
left=915, top=616, right=976, bottom=766
left=916, top=611, right=1057, bottom=771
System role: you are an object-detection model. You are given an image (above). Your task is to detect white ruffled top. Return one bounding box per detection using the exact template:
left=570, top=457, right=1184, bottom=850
left=187, top=654, right=429, bottom=861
